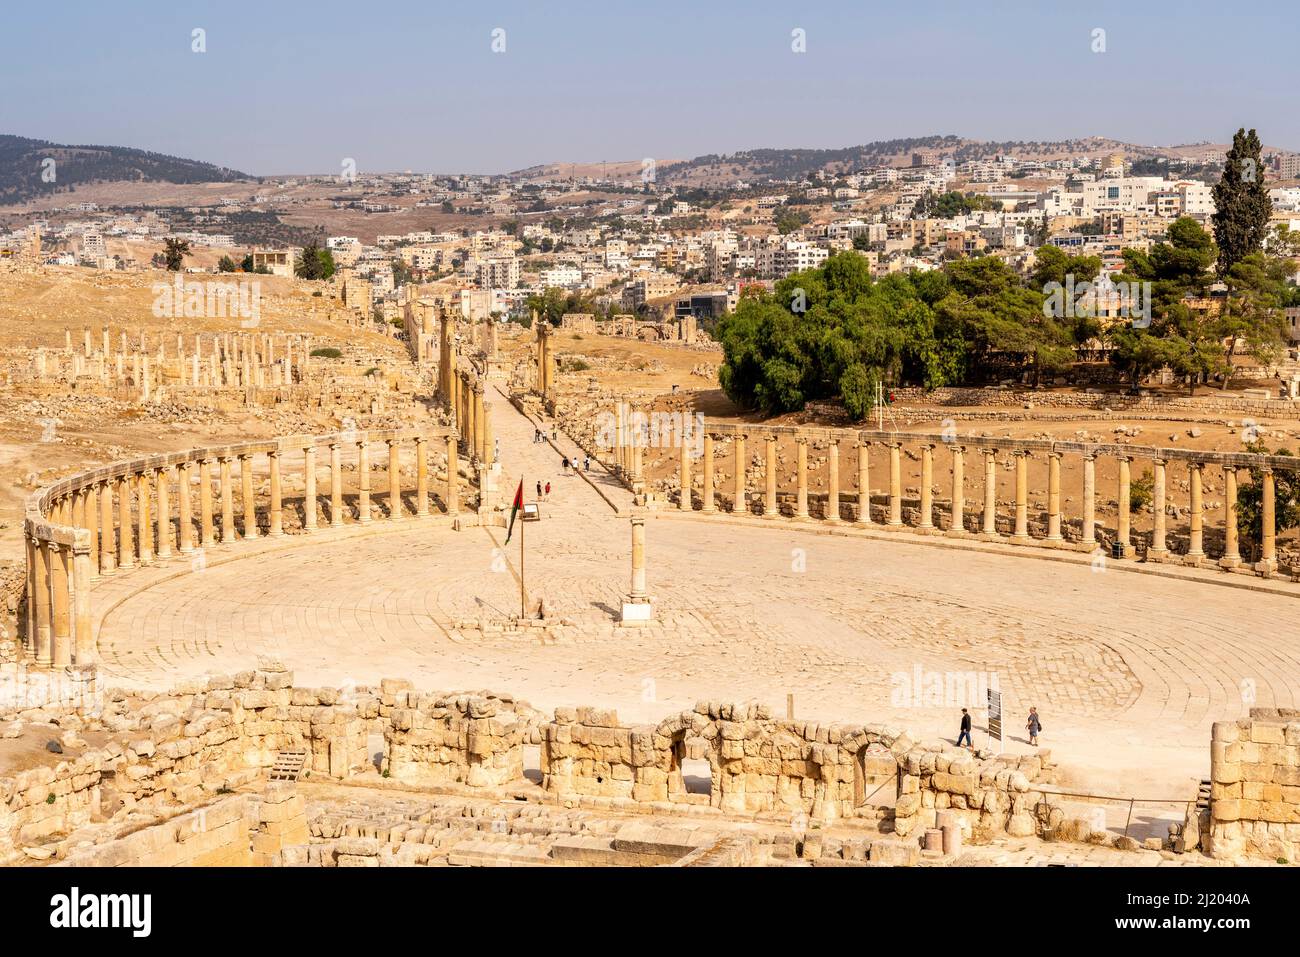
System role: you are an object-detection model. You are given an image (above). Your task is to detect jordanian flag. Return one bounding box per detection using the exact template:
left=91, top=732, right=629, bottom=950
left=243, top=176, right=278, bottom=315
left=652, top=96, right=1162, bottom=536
left=504, top=479, right=524, bottom=544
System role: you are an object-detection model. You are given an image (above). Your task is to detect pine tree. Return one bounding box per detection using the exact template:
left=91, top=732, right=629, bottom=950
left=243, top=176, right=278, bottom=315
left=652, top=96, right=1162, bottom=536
left=1211, top=128, right=1272, bottom=276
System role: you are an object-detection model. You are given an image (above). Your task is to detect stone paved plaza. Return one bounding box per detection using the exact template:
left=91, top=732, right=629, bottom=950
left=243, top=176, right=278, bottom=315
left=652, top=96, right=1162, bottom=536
left=89, top=390, right=1300, bottom=800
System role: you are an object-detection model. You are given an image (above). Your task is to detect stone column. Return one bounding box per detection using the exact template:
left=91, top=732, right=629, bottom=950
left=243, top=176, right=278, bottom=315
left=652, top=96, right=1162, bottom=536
left=1186, top=461, right=1204, bottom=562
left=330, top=442, right=344, bottom=527
left=1012, top=451, right=1029, bottom=542
left=679, top=433, right=692, bottom=511
left=887, top=443, right=903, bottom=526
left=1081, top=453, right=1097, bottom=549
left=51, top=543, right=71, bottom=668
left=415, top=436, right=429, bottom=517
left=84, top=485, right=98, bottom=575
left=918, top=443, right=934, bottom=530
left=794, top=437, right=809, bottom=520
left=155, top=467, right=172, bottom=559
left=857, top=442, right=871, bottom=525
left=826, top=440, right=840, bottom=523
left=1258, top=467, right=1277, bottom=575
left=199, top=459, right=215, bottom=548
left=445, top=435, right=459, bottom=515
left=117, top=474, right=135, bottom=569
left=220, top=457, right=236, bottom=544
left=240, top=454, right=257, bottom=540
left=1046, top=451, right=1062, bottom=542
left=178, top=464, right=194, bottom=554
left=33, top=539, right=52, bottom=666
left=701, top=433, right=716, bottom=513
left=99, top=481, right=116, bottom=575
left=630, top=515, right=647, bottom=600
left=136, top=470, right=153, bottom=563
left=483, top=401, right=495, bottom=464
left=1149, top=458, right=1168, bottom=560
left=303, top=445, right=318, bottom=531
left=473, top=387, right=486, bottom=462
left=1220, top=466, right=1240, bottom=569
left=268, top=450, right=283, bottom=536
left=764, top=436, right=779, bottom=517
left=357, top=440, right=372, bottom=523
left=1116, top=455, right=1132, bottom=557
left=948, top=445, right=965, bottom=536
left=731, top=433, right=747, bottom=514
left=73, top=541, right=93, bottom=663
left=387, top=439, right=402, bottom=520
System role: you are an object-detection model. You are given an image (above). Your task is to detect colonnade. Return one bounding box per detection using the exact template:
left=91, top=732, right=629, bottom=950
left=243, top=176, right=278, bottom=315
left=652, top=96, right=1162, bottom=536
left=22, top=426, right=463, bottom=669
left=634, top=422, right=1295, bottom=578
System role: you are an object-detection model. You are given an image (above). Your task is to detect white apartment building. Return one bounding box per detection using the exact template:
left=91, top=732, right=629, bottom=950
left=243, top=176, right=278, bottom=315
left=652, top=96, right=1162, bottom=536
left=475, top=256, right=521, bottom=289
left=752, top=240, right=829, bottom=280
left=539, top=265, right=583, bottom=288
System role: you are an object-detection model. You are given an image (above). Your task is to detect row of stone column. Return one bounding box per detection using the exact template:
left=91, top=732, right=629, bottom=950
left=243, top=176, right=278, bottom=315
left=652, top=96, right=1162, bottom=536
left=24, top=432, right=462, bottom=668
left=450, top=370, right=493, bottom=464
left=672, top=434, right=1281, bottom=574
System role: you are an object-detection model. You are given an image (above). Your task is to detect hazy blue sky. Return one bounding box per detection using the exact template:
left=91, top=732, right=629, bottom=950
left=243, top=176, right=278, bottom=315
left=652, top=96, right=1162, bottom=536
left=3, top=0, right=1295, bottom=175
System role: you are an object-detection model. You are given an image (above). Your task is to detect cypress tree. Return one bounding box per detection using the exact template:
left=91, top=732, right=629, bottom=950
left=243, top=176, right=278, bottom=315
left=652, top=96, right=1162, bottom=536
left=1211, top=128, right=1272, bottom=276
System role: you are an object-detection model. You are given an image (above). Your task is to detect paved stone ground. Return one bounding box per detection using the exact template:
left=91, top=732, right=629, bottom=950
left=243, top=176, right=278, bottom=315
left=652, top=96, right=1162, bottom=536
left=92, top=386, right=1300, bottom=802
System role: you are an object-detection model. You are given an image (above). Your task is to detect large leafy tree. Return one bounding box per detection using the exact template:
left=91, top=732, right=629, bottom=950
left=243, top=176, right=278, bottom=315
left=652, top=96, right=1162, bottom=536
left=1236, top=444, right=1300, bottom=562
left=295, top=242, right=335, bottom=280
left=1212, top=128, right=1273, bottom=276
left=163, top=238, right=190, bottom=271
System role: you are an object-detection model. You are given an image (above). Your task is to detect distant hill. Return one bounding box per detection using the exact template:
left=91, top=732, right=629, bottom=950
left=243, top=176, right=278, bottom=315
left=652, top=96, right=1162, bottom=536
left=0, top=134, right=251, bottom=206
left=513, top=135, right=1274, bottom=187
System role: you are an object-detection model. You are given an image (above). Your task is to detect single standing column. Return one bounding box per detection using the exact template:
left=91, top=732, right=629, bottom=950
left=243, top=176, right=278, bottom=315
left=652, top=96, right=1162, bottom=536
left=1116, top=456, right=1132, bottom=556
left=25, top=536, right=36, bottom=653
left=857, top=442, right=871, bottom=525
left=136, top=470, right=153, bottom=564
left=630, top=515, right=647, bottom=600
left=73, top=541, right=93, bottom=663
left=117, top=474, right=135, bottom=569
left=1046, top=451, right=1062, bottom=542
left=268, top=450, right=283, bottom=536
left=1220, top=466, right=1240, bottom=568
left=826, top=440, right=840, bottom=523
left=415, top=436, right=429, bottom=517
left=483, top=402, right=494, bottom=464
left=240, top=453, right=258, bottom=539
left=887, top=442, right=903, bottom=526
left=1080, top=453, right=1096, bottom=548
left=357, top=440, right=372, bottom=523
left=764, top=436, right=779, bottom=517
left=330, top=442, right=344, bottom=526
left=155, top=467, right=171, bottom=559
left=948, top=445, right=965, bottom=535
left=34, top=539, right=52, bottom=665
left=51, top=543, right=71, bottom=668
left=918, top=443, right=934, bottom=530
left=1186, top=461, right=1204, bottom=561
left=220, top=457, right=236, bottom=544
left=445, top=435, right=460, bottom=515
left=1149, top=458, right=1168, bottom=559
left=678, top=432, right=692, bottom=511
left=1258, top=467, right=1277, bottom=574
left=99, top=481, right=116, bottom=574
left=731, top=433, right=747, bottom=514
left=199, top=458, right=215, bottom=548
left=84, top=486, right=99, bottom=574
left=303, top=445, right=318, bottom=531
left=701, top=433, right=716, bottom=513
left=387, top=439, right=402, bottom=520
left=178, top=464, right=194, bottom=554
left=1012, top=451, right=1029, bottom=542
left=473, top=388, right=486, bottom=462
left=794, top=437, right=810, bottom=520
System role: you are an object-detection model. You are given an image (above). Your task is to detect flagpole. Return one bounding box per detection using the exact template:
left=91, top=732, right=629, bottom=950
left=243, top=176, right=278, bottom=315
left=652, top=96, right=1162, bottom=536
left=514, top=481, right=520, bottom=616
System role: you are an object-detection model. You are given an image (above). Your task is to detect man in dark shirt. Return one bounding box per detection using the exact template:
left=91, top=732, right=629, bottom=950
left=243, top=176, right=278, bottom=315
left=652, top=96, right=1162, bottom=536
left=957, top=708, right=973, bottom=749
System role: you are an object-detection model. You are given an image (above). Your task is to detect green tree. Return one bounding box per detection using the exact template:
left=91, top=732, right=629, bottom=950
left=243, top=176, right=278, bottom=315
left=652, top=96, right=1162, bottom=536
left=295, top=242, right=335, bottom=280
left=1236, top=444, right=1300, bottom=562
left=163, top=238, right=190, bottom=271
left=217, top=255, right=237, bottom=273
left=1212, top=128, right=1273, bottom=276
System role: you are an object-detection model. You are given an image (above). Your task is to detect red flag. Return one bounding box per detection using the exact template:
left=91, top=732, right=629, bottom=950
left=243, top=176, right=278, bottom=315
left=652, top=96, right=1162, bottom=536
left=504, top=479, right=524, bottom=544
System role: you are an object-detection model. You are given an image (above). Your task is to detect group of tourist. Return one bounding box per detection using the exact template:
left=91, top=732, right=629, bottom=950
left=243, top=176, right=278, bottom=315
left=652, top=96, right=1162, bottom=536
left=956, top=706, right=1042, bottom=749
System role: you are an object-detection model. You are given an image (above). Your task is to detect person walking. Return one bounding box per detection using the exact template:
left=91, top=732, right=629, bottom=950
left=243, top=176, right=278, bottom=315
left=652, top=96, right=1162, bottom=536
left=544, top=481, right=551, bottom=501
left=956, top=708, right=973, bottom=749
left=583, top=456, right=590, bottom=472
left=561, top=456, right=570, bottom=473
left=536, top=480, right=542, bottom=500
left=1026, top=707, right=1041, bottom=746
